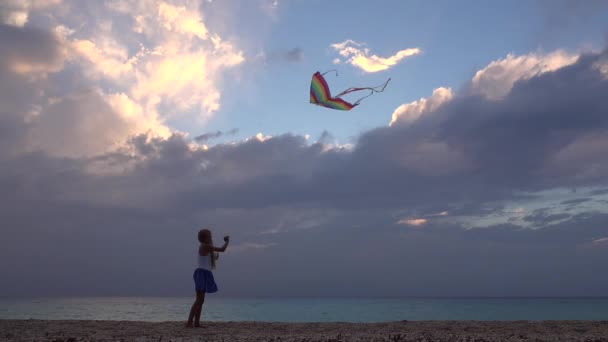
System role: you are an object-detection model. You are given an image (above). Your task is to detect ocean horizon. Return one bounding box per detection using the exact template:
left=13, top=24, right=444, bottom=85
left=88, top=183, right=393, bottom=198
left=2, top=297, right=608, bottom=322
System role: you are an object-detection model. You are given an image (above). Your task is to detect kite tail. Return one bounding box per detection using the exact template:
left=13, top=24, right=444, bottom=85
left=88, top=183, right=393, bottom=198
left=321, top=69, right=338, bottom=77
left=336, top=78, right=391, bottom=106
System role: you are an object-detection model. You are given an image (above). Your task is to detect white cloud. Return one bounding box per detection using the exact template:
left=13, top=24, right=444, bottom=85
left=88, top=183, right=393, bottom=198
left=390, top=87, right=453, bottom=126
left=471, top=50, right=578, bottom=99
left=62, top=0, right=245, bottom=118
left=594, top=56, right=608, bottom=79
left=87, top=0, right=245, bottom=118
left=428, top=211, right=449, bottom=217
left=331, top=39, right=421, bottom=73
left=5, top=10, right=28, bottom=26
left=157, top=2, right=209, bottom=39
left=3, top=0, right=246, bottom=157
left=254, top=132, right=272, bottom=142
left=511, top=207, right=526, bottom=219
left=391, top=50, right=580, bottom=127
left=398, top=218, right=428, bottom=227
left=591, top=237, right=608, bottom=247
left=70, top=38, right=135, bottom=80
left=105, top=92, right=171, bottom=138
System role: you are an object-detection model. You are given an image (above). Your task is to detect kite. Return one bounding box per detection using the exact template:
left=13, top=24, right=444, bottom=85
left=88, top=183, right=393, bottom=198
left=309, top=70, right=391, bottom=111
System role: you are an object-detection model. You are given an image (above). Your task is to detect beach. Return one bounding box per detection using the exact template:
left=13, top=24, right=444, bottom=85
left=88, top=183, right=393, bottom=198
left=2, top=320, right=608, bottom=342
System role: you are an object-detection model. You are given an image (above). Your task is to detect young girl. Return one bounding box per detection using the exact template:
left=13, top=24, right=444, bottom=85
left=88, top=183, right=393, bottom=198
left=186, top=228, right=229, bottom=328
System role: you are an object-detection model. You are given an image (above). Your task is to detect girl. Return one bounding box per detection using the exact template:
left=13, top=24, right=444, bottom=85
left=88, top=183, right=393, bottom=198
left=186, top=228, right=229, bottom=328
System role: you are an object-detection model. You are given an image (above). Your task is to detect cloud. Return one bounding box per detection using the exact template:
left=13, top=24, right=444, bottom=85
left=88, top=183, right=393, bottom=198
left=0, top=0, right=62, bottom=27
left=0, top=23, right=65, bottom=74
left=331, top=40, right=420, bottom=73
left=30, top=90, right=150, bottom=157
left=284, top=47, right=303, bottom=62
left=385, top=49, right=608, bottom=195
left=561, top=198, right=592, bottom=206
left=64, top=0, right=245, bottom=119
left=0, top=0, right=247, bottom=158
left=175, top=47, right=608, bottom=211
left=258, top=47, right=303, bottom=64
left=396, top=211, right=449, bottom=228
left=469, top=50, right=578, bottom=99
left=0, top=23, right=173, bottom=158
left=592, top=237, right=608, bottom=246
left=589, top=188, right=608, bottom=196
left=5, top=36, right=608, bottom=210
left=69, top=38, right=135, bottom=80
left=398, top=218, right=427, bottom=227
left=3, top=21, right=608, bottom=296
left=595, top=55, right=608, bottom=78
left=194, top=128, right=239, bottom=143
left=103, top=0, right=245, bottom=115
left=522, top=210, right=571, bottom=227
left=390, top=87, right=453, bottom=126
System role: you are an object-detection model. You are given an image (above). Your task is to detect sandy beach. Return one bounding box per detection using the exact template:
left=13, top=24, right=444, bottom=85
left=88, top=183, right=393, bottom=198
left=2, top=320, right=608, bottom=342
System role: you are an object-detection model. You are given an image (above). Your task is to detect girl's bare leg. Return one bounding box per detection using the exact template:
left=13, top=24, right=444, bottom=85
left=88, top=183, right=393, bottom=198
left=186, top=291, right=205, bottom=327
left=194, top=291, right=206, bottom=327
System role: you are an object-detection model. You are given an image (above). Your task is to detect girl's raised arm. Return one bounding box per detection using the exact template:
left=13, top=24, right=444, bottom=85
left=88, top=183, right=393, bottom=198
left=212, top=236, right=230, bottom=252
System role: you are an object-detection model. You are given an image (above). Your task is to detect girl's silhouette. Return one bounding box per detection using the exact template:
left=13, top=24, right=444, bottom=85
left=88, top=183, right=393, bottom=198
left=186, top=228, right=229, bottom=328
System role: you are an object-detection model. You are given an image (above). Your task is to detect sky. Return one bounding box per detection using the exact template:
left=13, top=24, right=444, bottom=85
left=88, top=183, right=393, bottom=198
left=1, top=0, right=608, bottom=297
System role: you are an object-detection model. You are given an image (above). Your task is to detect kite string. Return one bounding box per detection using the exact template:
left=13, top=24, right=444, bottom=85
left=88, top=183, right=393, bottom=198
left=337, top=78, right=391, bottom=99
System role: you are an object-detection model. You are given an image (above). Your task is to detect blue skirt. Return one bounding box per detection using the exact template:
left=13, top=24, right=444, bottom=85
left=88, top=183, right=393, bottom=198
left=193, top=268, right=218, bottom=293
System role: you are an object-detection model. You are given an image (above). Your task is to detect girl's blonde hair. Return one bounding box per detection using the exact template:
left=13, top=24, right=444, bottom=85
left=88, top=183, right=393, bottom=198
left=198, top=228, right=217, bottom=269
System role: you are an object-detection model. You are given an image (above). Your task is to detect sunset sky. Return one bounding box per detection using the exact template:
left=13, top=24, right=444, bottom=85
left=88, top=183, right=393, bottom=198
left=2, top=0, right=608, bottom=297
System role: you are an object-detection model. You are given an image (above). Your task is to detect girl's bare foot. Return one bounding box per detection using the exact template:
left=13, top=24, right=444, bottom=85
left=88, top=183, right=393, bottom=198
left=185, top=322, right=194, bottom=328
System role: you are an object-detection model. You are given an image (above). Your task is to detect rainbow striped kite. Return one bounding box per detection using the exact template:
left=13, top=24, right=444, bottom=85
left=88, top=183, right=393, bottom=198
left=309, top=70, right=390, bottom=111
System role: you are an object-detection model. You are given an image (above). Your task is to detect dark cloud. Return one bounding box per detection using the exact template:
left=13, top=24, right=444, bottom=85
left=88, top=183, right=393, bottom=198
left=264, top=47, right=303, bottom=63
left=3, top=200, right=607, bottom=297
left=0, top=24, right=65, bottom=158
left=304, top=49, right=608, bottom=210
left=462, top=212, right=608, bottom=247
left=193, top=128, right=239, bottom=143
left=589, top=188, right=608, bottom=196
left=317, top=130, right=333, bottom=144
left=2, top=20, right=608, bottom=296
left=0, top=24, right=64, bottom=66
left=561, top=198, right=592, bottom=206
left=523, top=210, right=571, bottom=227
left=284, top=47, right=303, bottom=62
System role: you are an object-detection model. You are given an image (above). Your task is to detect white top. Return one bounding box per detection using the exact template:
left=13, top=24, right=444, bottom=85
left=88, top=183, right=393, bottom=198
left=197, top=245, right=212, bottom=270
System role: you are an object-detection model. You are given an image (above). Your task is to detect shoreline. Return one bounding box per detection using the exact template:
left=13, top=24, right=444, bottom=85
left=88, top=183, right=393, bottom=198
left=3, top=319, right=608, bottom=341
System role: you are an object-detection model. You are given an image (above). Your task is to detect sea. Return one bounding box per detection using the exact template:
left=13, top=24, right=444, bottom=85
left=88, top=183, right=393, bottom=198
left=2, top=297, right=608, bottom=322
